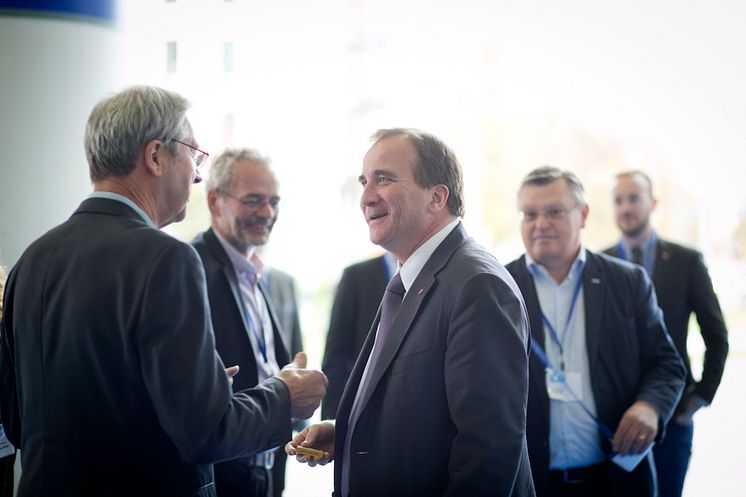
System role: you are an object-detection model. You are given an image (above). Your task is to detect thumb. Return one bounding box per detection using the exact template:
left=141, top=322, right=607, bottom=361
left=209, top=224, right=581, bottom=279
left=290, top=351, right=307, bottom=369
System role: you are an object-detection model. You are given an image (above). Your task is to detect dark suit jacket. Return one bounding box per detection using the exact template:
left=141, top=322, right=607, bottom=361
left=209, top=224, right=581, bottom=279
left=192, top=229, right=291, bottom=393
left=603, top=238, right=728, bottom=407
left=321, top=255, right=390, bottom=420
left=333, top=224, right=535, bottom=497
left=506, top=251, right=685, bottom=497
left=192, top=229, right=292, bottom=495
left=0, top=198, right=291, bottom=497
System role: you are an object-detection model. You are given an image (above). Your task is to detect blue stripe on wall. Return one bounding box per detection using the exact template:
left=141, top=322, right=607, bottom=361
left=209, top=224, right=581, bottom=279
left=0, top=0, right=116, bottom=22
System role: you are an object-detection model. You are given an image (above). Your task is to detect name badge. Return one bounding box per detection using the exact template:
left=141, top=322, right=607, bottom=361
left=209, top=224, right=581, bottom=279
left=545, top=369, right=583, bottom=402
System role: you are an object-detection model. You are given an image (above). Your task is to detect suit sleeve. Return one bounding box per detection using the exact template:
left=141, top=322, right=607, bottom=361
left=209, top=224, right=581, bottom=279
left=632, top=268, right=686, bottom=430
left=687, top=252, right=729, bottom=403
left=135, top=242, right=291, bottom=464
left=443, top=273, right=530, bottom=496
left=0, top=268, right=20, bottom=446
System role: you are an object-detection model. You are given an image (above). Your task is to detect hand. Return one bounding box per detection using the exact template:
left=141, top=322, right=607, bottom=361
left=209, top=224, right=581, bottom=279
left=285, top=421, right=335, bottom=466
left=674, top=393, right=707, bottom=426
left=225, top=365, right=240, bottom=385
left=276, top=352, right=328, bottom=419
left=612, top=400, right=658, bottom=455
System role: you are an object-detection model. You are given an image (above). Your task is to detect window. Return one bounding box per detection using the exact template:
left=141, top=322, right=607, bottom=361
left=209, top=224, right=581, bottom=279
left=224, top=42, right=234, bottom=73
left=166, top=41, right=177, bottom=73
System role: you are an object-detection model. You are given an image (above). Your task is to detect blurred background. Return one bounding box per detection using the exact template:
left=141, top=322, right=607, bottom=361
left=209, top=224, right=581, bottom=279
left=1, top=0, right=745, bottom=494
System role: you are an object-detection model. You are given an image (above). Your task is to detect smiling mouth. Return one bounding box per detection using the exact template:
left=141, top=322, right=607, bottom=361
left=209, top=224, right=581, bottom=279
left=368, top=211, right=388, bottom=223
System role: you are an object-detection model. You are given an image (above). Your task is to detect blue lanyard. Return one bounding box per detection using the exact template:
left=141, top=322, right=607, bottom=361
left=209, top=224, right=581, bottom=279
left=617, top=233, right=656, bottom=276
left=243, top=292, right=268, bottom=363
left=529, top=338, right=614, bottom=439
left=539, top=273, right=583, bottom=371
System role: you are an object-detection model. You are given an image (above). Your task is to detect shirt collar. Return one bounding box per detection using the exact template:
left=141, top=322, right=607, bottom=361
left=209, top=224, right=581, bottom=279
left=526, top=246, right=587, bottom=284
left=621, top=231, right=657, bottom=259
left=88, top=192, right=155, bottom=228
left=399, top=218, right=460, bottom=291
left=213, top=229, right=264, bottom=282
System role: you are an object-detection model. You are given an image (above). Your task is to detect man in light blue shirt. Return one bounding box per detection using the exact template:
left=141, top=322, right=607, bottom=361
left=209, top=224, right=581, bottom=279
left=506, top=166, right=685, bottom=497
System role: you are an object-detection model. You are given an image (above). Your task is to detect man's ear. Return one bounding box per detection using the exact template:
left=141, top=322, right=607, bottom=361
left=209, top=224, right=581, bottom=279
left=207, top=189, right=220, bottom=216
left=143, top=139, right=167, bottom=177
left=579, top=203, right=590, bottom=229
left=430, top=184, right=450, bottom=212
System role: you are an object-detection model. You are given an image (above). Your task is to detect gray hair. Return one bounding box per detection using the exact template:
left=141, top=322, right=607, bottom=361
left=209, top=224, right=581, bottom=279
left=85, top=86, right=190, bottom=182
left=518, top=166, right=587, bottom=208
left=205, top=148, right=272, bottom=192
left=615, top=169, right=654, bottom=197
left=372, top=128, right=465, bottom=217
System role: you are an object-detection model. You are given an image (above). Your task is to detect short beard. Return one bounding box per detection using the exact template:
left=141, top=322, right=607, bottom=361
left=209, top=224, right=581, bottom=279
left=622, top=218, right=649, bottom=238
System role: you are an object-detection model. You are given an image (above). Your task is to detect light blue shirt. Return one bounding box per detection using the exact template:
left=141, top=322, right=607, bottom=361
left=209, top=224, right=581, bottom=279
left=88, top=192, right=155, bottom=228
left=526, top=248, right=605, bottom=469
left=213, top=231, right=280, bottom=383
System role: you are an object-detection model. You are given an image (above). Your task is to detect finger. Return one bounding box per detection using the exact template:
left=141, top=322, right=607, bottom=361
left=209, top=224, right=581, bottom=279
left=225, top=365, right=240, bottom=378
left=291, top=351, right=307, bottom=369
left=631, top=434, right=650, bottom=454
left=285, top=441, right=297, bottom=456
left=613, top=430, right=633, bottom=455
left=292, top=427, right=309, bottom=445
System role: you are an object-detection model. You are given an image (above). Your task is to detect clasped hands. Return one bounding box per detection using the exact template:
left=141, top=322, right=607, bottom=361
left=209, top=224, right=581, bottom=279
left=224, top=351, right=328, bottom=420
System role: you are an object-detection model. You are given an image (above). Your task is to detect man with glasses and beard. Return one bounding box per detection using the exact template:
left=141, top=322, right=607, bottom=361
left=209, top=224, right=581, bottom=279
left=192, top=149, right=305, bottom=497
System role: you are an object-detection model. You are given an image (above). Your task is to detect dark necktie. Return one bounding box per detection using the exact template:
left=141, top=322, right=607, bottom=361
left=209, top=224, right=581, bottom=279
left=631, top=246, right=644, bottom=267
left=348, top=272, right=405, bottom=425
left=341, top=272, right=405, bottom=496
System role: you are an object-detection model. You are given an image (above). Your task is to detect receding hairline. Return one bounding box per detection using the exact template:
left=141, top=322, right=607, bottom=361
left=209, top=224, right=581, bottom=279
left=614, top=170, right=654, bottom=197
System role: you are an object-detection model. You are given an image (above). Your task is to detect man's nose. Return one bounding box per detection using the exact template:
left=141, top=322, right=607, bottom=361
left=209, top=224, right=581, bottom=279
left=360, top=183, right=378, bottom=207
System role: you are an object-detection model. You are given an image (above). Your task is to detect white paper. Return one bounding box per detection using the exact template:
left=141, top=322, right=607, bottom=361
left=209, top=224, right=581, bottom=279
left=0, top=424, right=15, bottom=458
left=610, top=443, right=653, bottom=472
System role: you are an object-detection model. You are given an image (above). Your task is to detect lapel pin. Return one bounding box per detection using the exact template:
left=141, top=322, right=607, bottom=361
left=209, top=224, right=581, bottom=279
left=418, top=288, right=424, bottom=295
left=591, top=278, right=601, bottom=284
left=662, top=251, right=670, bottom=261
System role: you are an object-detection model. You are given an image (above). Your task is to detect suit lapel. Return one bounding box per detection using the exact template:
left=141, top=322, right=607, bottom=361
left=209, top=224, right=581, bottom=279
left=204, top=230, right=255, bottom=346
left=353, top=224, right=467, bottom=417
left=651, top=238, right=668, bottom=289
left=583, top=252, right=605, bottom=372
left=512, top=258, right=550, bottom=415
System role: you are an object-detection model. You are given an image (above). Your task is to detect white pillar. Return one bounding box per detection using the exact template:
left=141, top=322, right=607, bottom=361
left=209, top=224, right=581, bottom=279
left=0, top=2, right=119, bottom=269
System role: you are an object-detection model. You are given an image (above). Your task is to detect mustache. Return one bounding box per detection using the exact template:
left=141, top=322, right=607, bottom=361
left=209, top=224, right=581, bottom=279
left=240, top=216, right=276, bottom=229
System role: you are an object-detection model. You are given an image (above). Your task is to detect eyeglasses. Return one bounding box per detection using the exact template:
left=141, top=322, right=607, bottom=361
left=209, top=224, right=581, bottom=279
left=171, top=139, right=209, bottom=169
left=218, top=191, right=281, bottom=210
left=520, top=205, right=576, bottom=222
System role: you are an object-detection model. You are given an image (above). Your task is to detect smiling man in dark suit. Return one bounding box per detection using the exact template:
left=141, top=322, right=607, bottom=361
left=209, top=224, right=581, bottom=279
left=604, top=170, right=729, bottom=497
left=506, top=166, right=685, bottom=497
left=0, top=86, right=326, bottom=497
left=192, top=148, right=309, bottom=497
left=286, top=128, right=535, bottom=497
